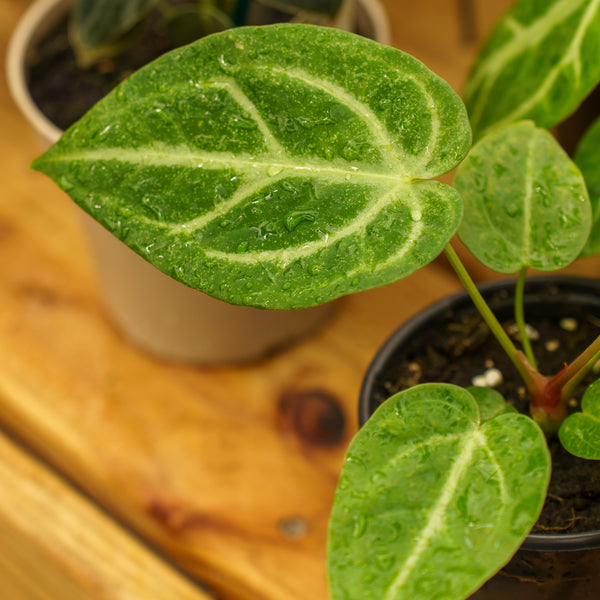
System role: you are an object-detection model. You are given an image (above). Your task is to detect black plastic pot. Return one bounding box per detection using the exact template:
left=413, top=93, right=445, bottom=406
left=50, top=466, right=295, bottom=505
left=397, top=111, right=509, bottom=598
left=359, top=275, right=600, bottom=599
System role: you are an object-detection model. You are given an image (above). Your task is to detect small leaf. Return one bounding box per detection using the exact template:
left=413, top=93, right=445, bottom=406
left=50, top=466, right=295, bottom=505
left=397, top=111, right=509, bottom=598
left=467, top=386, right=517, bottom=422
left=70, top=0, right=156, bottom=66
left=559, top=379, right=600, bottom=459
left=464, top=0, right=600, bottom=139
left=453, top=121, right=591, bottom=273
left=164, top=6, right=235, bottom=47
left=327, top=383, right=550, bottom=600
left=573, top=115, right=600, bottom=257
left=32, top=25, right=471, bottom=309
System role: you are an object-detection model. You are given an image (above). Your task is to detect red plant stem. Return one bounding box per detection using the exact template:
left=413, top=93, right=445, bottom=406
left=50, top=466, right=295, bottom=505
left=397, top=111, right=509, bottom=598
left=528, top=337, right=600, bottom=435
left=561, top=346, right=600, bottom=402
left=545, top=333, right=600, bottom=399
left=517, top=353, right=568, bottom=434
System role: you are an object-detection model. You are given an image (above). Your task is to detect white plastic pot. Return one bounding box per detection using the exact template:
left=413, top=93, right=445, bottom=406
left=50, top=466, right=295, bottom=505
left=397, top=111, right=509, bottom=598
left=7, top=0, right=391, bottom=363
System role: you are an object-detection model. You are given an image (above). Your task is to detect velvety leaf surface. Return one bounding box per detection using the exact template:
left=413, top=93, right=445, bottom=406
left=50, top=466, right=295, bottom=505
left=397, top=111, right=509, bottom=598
left=32, top=25, right=470, bottom=309
left=453, top=121, right=590, bottom=273
left=559, top=379, right=600, bottom=459
left=574, top=115, right=600, bottom=257
left=327, top=384, right=550, bottom=600
left=463, top=0, right=600, bottom=139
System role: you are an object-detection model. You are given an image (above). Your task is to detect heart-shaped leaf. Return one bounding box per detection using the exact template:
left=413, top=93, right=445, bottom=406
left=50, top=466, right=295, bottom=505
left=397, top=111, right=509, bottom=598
left=453, top=121, right=590, bottom=273
left=32, top=24, right=470, bottom=309
left=574, top=115, right=600, bottom=257
left=463, top=0, right=600, bottom=139
left=559, top=379, right=600, bottom=459
left=327, top=383, right=550, bottom=600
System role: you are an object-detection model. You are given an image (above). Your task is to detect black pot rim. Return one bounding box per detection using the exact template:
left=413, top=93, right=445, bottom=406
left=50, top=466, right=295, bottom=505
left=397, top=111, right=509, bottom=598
left=359, top=274, right=600, bottom=552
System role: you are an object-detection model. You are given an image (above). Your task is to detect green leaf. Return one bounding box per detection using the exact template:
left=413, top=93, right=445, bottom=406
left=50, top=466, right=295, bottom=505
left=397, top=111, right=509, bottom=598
left=327, top=383, right=550, bottom=600
left=463, top=0, right=600, bottom=140
left=164, top=6, right=235, bottom=47
left=574, top=115, right=600, bottom=257
left=559, top=379, right=600, bottom=459
left=467, top=386, right=517, bottom=422
left=453, top=121, right=591, bottom=273
left=71, top=0, right=157, bottom=66
left=32, top=25, right=471, bottom=309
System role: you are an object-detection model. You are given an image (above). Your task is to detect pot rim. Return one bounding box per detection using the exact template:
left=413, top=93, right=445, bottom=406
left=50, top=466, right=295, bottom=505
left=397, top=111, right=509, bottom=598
left=6, top=0, right=391, bottom=149
left=359, top=274, right=600, bottom=552
left=5, top=0, right=67, bottom=146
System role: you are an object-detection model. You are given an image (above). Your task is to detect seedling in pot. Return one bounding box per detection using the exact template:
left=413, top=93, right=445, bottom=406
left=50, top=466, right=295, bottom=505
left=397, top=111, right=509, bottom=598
left=70, top=0, right=343, bottom=67
left=29, top=0, right=600, bottom=598
left=330, top=0, right=600, bottom=598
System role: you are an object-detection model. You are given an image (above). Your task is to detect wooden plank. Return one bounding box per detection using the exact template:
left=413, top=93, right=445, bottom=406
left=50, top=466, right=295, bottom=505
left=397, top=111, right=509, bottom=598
left=0, top=429, right=215, bottom=600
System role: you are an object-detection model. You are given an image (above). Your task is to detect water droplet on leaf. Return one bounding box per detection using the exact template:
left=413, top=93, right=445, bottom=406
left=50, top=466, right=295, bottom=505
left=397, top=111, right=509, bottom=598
left=218, top=54, right=239, bottom=73
left=504, top=203, right=522, bottom=218
left=535, top=185, right=551, bottom=207
left=374, top=553, right=395, bottom=571
left=410, top=208, right=422, bottom=222
left=352, top=515, right=367, bottom=538
left=59, top=175, right=74, bottom=191
left=284, top=210, right=317, bottom=232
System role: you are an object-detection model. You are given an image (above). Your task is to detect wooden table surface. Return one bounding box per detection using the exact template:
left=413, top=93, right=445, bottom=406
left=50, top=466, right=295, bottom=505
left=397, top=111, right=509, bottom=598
left=5, top=1, right=597, bottom=599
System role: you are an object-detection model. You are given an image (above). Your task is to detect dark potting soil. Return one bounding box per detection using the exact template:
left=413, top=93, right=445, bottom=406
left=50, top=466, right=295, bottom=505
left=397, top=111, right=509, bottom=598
left=27, top=13, right=176, bottom=131
left=370, top=285, right=600, bottom=535
left=26, top=4, right=372, bottom=132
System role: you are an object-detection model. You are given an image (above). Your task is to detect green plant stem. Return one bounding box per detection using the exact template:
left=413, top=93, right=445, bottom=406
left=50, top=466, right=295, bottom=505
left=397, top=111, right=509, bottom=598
left=547, top=333, right=600, bottom=399
left=515, top=266, right=537, bottom=369
left=443, top=245, right=537, bottom=391
left=560, top=346, right=600, bottom=402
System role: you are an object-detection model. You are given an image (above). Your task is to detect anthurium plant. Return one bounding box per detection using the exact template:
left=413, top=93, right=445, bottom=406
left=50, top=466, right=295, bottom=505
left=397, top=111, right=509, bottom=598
left=30, top=0, right=600, bottom=598
left=70, top=0, right=343, bottom=67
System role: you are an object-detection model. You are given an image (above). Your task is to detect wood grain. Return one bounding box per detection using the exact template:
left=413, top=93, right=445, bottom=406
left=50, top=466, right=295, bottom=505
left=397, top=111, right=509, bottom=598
left=6, top=1, right=596, bottom=600
left=0, top=430, right=215, bottom=600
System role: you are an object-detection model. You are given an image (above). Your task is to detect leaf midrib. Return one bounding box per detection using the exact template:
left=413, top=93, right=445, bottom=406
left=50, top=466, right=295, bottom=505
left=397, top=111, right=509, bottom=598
left=383, top=430, right=491, bottom=600
left=54, top=145, right=426, bottom=270
left=467, top=0, right=594, bottom=131
left=522, top=134, right=535, bottom=263
left=45, top=146, right=412, bottom=185
left=494, top=0, right=600, bottom=128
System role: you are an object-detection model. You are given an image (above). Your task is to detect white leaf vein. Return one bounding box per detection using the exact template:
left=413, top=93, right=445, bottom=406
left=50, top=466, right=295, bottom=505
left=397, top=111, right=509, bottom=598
left=261, top=66, right=404, bottom=169
left=209, top=77, right=286, bottom=157
left=202, top=182, right=422, bottom=268
left=383, top=432, right=483, bottom=600
left=467, top=0, right=595, bottom=131
left=51, top=67, right=442, bottom=268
